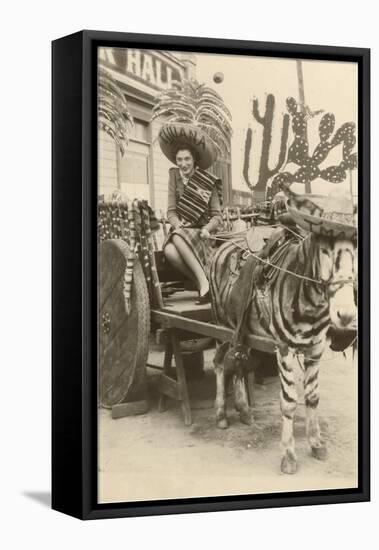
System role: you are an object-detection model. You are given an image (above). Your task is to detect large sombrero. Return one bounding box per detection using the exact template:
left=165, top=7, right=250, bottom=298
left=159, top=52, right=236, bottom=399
left=286, top=191, right=357, bottom=239
left=158, top=122, right=218, bottom=170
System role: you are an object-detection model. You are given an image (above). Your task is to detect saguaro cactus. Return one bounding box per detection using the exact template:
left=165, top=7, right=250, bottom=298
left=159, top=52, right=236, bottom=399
left=243, top=94, right=290, bottom=200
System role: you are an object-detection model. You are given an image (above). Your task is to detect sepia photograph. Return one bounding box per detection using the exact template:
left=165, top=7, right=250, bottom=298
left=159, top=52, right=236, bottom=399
left=97, top=46, right=359, bottom=504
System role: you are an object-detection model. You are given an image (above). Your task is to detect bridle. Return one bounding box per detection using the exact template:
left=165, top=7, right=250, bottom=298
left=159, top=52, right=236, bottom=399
left=321, top=277, right=355, bottom=298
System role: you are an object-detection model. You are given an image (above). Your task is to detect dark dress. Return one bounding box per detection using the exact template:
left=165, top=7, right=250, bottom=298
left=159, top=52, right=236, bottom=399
left=164, top=167, right=223, bottom=277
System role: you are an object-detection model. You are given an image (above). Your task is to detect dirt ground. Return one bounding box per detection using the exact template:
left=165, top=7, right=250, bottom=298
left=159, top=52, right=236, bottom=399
left=98, top=346, right=358, bottom=503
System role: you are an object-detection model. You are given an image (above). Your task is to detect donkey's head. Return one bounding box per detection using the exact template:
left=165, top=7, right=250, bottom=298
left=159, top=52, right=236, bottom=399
left=315, top=236, right=357, bottom=329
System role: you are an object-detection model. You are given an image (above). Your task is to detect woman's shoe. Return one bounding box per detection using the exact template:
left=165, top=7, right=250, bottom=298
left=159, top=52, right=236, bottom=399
left=196, top=291, right=210, bottom=305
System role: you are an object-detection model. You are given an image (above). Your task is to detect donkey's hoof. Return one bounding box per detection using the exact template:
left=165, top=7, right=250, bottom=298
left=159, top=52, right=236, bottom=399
left=217, top=418, right=229, bottom=429
left=311, top=445, right=328, bottom=461
left=281, top=451, right=298, bottom=474
left=240, top=410, right=254, bottom=426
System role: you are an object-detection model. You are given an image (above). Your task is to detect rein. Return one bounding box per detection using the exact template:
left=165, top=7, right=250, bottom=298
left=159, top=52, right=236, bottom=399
left=211, top=230, right=357, bottom=358
left=211, top=232, right=355, bottom=291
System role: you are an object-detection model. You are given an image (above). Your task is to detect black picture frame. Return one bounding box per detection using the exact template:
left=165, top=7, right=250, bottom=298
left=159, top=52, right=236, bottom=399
left=52, top=30, right=370, bottom=520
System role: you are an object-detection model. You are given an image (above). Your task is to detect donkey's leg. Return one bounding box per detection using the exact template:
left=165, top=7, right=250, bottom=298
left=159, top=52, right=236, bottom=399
left=214, top=342, right=230, bottom=429
left=277, top=350, right=298, bottom=474
left=234, top=374, right=254, bottom=425
left=303, top=351, right=327, bottom=460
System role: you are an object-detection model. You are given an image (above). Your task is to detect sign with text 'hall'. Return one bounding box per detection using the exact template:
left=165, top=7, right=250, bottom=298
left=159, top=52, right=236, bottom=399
left=99, top=48, right=183, bottom=90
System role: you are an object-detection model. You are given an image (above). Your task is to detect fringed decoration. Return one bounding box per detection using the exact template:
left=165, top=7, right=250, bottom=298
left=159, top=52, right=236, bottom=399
left=123, top=200, right=137, bottom=314
left=141, top=202, right=164, bottom=309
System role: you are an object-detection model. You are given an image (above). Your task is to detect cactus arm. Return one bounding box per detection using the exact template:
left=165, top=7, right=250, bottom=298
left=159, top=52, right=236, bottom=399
left=242, top=127, right=253, bottom=190
left=252, top=97, right=266, bottom=125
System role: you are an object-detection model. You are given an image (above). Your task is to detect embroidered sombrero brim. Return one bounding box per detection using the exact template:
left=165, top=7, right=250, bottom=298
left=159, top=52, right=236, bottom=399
left=286, top=193, right=357, bottom=239
left=158, top=122, right=218, bottom=170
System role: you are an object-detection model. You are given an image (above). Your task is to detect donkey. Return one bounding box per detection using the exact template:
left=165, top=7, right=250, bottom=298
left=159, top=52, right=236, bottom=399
left=209, top=228, right=357, bottom=474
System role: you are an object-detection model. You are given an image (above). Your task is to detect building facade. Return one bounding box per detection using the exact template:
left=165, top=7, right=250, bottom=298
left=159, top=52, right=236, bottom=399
left=98, top=48, right=232, bottom=213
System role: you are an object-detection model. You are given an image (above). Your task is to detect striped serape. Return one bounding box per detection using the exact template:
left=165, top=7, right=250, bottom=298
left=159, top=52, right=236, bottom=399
left=176, top=168, right=221, bottom=225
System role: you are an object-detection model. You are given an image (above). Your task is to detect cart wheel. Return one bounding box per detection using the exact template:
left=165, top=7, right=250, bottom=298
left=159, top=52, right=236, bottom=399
left=99, top=239, right=150, bottom=408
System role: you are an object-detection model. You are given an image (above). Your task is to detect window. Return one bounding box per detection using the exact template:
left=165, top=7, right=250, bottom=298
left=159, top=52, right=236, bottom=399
left=130, top=120, right=149, bottom=143
left=117, top=119, right=151, bottom=201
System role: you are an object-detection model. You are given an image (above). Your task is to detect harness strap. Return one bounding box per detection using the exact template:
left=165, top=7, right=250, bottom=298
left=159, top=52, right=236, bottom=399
left=231, top=258, right=258, bottom=348
left=212, top=233, right=355, bottom=289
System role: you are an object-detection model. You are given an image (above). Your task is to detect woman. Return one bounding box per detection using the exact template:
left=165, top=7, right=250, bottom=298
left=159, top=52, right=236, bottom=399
left=158, top=123, right=223, bottom=303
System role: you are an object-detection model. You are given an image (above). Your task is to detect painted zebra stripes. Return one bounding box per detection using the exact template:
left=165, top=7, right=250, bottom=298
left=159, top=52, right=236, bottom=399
left=209, top=231, right=357, bottom=473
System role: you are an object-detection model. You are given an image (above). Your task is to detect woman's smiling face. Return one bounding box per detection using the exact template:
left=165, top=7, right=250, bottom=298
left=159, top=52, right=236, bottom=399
left=175, top=149, right=195, bottom=177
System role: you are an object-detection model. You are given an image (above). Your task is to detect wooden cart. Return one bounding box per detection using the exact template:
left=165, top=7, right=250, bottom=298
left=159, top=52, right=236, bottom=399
left=98, top=199, right=277, bottom=425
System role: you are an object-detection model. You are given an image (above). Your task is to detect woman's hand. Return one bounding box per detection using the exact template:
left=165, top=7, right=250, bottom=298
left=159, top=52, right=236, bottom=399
left=200, top=227, right=211, bottom=240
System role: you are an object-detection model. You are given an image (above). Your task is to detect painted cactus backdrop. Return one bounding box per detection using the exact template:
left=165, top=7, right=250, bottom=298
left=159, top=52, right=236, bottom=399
left=243, top=94, right=289, bottom=197
left=243, top=94, right=357, bottom=199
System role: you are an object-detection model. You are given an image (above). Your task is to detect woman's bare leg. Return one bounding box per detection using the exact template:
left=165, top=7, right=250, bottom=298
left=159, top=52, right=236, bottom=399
left=164, top=243, right=194, bottom=281
left=172, top=235, right=209, bottom=296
